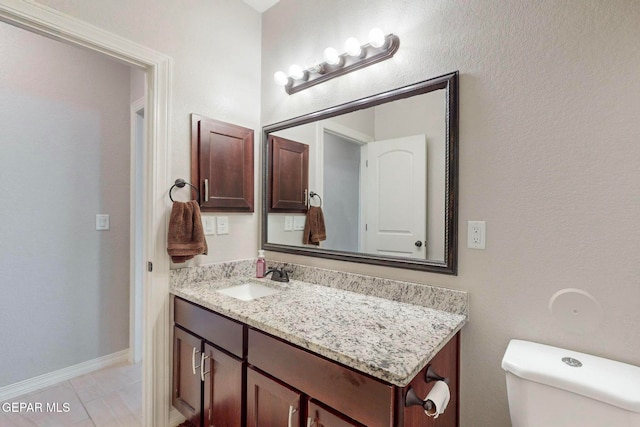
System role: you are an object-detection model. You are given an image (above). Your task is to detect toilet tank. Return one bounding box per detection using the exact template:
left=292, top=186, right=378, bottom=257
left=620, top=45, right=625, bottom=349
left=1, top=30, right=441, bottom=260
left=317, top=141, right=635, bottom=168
left=502, top=340, right=640, bottom=427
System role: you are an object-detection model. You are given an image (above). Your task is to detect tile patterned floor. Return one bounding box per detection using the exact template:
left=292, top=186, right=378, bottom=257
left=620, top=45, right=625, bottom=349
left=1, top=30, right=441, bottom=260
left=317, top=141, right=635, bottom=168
left=0, top=362, right=142, bottom=426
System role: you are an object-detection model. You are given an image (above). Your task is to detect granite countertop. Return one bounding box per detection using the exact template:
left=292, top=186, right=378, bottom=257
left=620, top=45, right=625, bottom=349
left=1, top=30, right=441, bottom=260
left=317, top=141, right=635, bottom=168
left=170, top=276, right=466, bottom=387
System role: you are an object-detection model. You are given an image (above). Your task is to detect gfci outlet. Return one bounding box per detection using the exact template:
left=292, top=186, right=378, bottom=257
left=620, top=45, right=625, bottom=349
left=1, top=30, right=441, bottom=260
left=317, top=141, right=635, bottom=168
left=467, top=221, right=486, bottom=249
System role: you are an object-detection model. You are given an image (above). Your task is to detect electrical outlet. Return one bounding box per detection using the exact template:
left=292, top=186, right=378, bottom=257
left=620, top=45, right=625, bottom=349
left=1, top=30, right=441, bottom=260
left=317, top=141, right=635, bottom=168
left=293, top=216, right=306, bottom=231
left=467, top=221, right=486, bottom=249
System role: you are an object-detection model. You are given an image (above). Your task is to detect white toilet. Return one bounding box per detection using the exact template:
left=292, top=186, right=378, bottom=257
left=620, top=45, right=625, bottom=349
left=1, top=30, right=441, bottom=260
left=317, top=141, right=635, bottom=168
left=502, top=339, right=640, bottom=426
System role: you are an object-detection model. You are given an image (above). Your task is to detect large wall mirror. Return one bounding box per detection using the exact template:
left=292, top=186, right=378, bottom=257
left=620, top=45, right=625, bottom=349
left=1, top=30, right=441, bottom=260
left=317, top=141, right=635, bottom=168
left=262, top=72, right=458, bottom=274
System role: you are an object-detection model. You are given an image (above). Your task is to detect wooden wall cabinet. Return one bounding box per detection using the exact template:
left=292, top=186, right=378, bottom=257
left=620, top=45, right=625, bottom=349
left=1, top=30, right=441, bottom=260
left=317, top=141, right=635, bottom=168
left=191, top=114, right=254, bottom=212
left=269, top=135, right=309, bottom=213
left=173, top=297, right=460, bottom=427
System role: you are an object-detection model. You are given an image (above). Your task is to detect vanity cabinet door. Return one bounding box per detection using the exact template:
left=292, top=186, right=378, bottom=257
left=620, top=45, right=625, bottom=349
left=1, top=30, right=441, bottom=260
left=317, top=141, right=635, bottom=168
left=247, top=367, right=301, bottom=427
left=202, top=343, right=243, bottom=427
left=307, top=400, right=365, bottom=427
left=173, top=326, right=203, bottom=427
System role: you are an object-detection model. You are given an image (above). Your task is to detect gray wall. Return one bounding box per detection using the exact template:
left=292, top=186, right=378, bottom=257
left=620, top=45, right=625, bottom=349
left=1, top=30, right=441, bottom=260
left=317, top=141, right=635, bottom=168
left=0, top=22, right=131, bottom=386
left=323, top=132, right=361, bottom=252
left=261, top=1, right=640, bottom=426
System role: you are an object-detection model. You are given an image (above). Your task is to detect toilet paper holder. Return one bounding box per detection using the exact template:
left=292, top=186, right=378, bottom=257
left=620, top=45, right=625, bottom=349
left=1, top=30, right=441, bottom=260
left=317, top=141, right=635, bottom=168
left=404, top=365, right=449, bottom=410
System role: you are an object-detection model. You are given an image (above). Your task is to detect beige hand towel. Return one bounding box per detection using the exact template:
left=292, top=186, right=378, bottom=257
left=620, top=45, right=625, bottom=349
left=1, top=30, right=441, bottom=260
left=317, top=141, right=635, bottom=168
left=167, top=201, right=208, bottom=263
left=303, top=206, right=327, bottom=246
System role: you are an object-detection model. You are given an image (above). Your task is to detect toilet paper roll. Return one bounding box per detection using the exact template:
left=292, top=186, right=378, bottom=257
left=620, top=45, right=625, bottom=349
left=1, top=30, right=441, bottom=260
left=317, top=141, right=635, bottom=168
left=424, top=380, right=451, bottom=418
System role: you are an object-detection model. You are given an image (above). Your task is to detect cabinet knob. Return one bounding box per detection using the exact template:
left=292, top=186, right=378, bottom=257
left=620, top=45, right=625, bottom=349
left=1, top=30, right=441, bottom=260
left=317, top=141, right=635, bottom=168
left=414, top=240, right=423, bottom=248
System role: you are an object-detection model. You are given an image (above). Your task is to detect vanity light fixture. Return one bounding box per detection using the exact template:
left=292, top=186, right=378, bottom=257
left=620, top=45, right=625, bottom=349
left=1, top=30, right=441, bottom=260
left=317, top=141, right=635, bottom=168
left=323, top=47, right=341, bottom=65
left=273, top=28, right=400, bottom=95
left=288, top=64, right=306, bottom=81
left=344, top=37, right=363, bottom=57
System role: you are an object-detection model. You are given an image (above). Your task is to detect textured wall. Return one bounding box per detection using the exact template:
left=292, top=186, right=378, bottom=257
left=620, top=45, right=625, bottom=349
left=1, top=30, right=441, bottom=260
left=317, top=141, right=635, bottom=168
left=35, top=0, right=263, bottom=265
left=261, top=1, right=640, bottom=425
left=0, top=21, right=131, bottom=386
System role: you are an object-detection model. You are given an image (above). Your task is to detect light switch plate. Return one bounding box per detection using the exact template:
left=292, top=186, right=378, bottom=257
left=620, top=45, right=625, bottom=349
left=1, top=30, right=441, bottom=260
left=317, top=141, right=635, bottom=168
left=217, top=216, right=229, bottom=235
left=284, top=216, right=293, bottom=231
left=293, top=216, right=306, bottom=231
left=96, top=214, right=109, bottom=230
left=203, top=216, right=216, bottom=235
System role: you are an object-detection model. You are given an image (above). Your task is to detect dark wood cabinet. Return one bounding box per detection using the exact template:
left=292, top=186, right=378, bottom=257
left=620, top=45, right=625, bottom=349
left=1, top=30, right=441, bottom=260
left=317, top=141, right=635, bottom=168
left=173, top=298, right=245, bottom=427
left=173, top=297, right=460, bottom=427
left=247, top=367, right=301, bottom=427
left=269, top=135, right=309, bottom=212
left=173, top=326, right=204, bottom=427
left=247, top=329, right=393, bottom=427
left=191, top=114, right=254, bottom=212
left=308, top=400, right=365, bottom=427
left=396, top=333, right=460, bottom=427
left=202, top=343, right=243, bottom=427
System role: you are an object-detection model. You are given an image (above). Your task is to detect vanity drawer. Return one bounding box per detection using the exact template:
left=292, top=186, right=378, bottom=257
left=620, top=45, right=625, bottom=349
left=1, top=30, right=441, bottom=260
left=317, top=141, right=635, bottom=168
left=174, top=297, right=244, bottom=358
left=248, top=328, right=394, bottom=427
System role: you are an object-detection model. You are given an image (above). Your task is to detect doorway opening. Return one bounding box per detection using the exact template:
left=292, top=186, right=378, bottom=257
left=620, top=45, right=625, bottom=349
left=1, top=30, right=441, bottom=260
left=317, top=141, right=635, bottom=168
left=0, top=2, right=172, bottom=425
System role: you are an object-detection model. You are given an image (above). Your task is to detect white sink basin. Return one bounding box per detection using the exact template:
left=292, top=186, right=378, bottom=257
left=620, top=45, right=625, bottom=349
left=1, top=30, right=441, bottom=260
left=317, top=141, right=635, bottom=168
left=216, top=283, right=281, bottom=301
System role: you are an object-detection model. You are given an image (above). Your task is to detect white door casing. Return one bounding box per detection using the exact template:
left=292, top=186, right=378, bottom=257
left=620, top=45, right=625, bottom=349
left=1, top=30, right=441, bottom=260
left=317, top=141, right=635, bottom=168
left=0, top=1, right=173, bottom=426
left=130, top=97, right=145, bottom=365
left=364, top=135, right=427, bottom=258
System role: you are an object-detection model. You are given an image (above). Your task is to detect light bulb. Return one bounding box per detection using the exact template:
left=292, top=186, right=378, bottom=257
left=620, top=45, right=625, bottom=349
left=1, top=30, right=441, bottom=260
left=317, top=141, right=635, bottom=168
left=323, top=47, right=340, bottom=65
left=344, top=37, right=362, bottom=57
left=288, top=64, right=305, bottom=80
left=368, top=27, right=386, bottom=48
left=273, top=71, right=289, bottom=86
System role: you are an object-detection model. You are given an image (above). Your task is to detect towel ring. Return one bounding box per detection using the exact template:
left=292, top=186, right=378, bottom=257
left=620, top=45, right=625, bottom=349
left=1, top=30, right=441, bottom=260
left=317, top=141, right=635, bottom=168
left=169, top=179, right=200, bottom=202
left=309, top=191, right=322, bottom=207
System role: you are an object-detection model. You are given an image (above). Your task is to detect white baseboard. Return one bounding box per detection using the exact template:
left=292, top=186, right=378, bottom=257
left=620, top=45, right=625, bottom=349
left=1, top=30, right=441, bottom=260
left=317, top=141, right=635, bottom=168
left=0, top=349, right=130, bottom=402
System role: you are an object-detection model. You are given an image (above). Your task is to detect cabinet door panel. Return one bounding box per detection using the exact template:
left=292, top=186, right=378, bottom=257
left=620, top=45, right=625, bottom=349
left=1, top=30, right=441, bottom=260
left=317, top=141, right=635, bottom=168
left=203, top=343, right=243, bottom=427
left=247, top=367, right=301, bottom=427
left=173, top=326, right=203, bottom=427
left=269, top=135, right=309, bottom=212
left=191, top=114, right=254, bottom=212
left=307, top=400, right=365, bottom=427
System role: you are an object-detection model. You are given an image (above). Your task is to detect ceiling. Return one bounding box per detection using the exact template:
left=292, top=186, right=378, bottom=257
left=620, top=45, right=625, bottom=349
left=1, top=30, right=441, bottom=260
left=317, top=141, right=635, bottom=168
left=242, top=0, right=280, bottom=13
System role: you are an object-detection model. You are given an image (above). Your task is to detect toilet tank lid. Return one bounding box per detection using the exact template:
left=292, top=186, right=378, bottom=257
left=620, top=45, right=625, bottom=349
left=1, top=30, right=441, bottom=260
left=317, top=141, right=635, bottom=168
left=502, top=339, right=640, bottom=414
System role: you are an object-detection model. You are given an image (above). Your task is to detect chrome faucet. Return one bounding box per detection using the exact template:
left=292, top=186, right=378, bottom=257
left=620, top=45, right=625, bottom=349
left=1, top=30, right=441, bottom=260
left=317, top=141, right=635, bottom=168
left=265, top=267, right=290, bottom=282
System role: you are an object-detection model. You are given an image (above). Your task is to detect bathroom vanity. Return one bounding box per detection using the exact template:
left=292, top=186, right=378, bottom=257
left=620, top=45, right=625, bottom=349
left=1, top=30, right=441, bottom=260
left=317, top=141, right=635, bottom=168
left=170, top=269, right=466, bottom=427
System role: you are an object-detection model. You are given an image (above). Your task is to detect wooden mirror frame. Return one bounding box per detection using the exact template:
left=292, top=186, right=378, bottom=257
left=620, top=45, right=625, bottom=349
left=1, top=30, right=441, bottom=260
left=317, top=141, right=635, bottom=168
left=261, top=71, right=459, bottom=275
